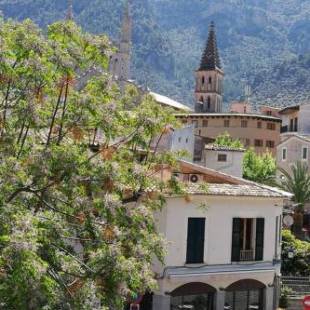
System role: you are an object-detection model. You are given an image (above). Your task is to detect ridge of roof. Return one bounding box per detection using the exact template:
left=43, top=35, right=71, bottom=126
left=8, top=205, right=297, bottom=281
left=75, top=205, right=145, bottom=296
left=178, top=160, right=292, bottom=198
left=150, top=92, right=193, bottom=112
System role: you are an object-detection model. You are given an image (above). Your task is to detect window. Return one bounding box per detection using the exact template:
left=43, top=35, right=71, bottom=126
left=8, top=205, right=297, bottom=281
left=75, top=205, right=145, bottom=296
left=254, top=139, right=263, bottom=147
left=302, top=147, right=308, bottom=160
left=290, top=119, right=294, bottom=132
left=202, top=120, right=208, bottom=127
left=231, top=218, right=265, bottom=262
left=282, top=148, right=287, bottom=161
left=186, top=138, right=189, bottom=144
left=266, top=140, right=275, bottom=148
left=244, top=138, right=250, bottom=147
left=182, top=119, right=187, bottom=124
left=198, top=129, right=201, bottom=136
left=294, top=118, right=298, bottom=132
left=267, top=123, right=276, bottom=130
left=208, top=77, right=212, bottom=84
left=200, top=96, right=204, bottom=103
left=257, top=121, right=262, bottom=129
left=178, top=137, right=182, bottom=143
left=266, top=110, right=272, bottom=116
left=202, top=76, right=205, bottom=84
left=224, top=120, right=230, bottom=128
left=207, top=97, right=211, bottom=109
left=192, top=120, right=198, bottom=128
left=241, top=120, right=248, bottom=128
left=218, top=154, right=227, bottom=162
left=186, top=218, right=205, bottom=264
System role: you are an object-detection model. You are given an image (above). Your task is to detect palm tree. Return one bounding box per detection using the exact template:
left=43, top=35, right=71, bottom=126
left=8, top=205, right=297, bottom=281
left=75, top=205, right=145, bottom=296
left=278, top=161, right=310, bottom=237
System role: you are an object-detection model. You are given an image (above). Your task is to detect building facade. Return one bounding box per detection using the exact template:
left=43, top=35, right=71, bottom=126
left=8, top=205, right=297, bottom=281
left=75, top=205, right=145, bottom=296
left=177, top=113, right=281, bottom=156
left=277, top=103, right=310, bottom=175
left=148, top=160, right=291, bottom=310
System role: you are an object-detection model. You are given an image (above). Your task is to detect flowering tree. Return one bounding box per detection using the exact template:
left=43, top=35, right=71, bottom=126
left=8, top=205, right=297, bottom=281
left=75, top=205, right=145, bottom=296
left=0, top=18, right=178, bottom=309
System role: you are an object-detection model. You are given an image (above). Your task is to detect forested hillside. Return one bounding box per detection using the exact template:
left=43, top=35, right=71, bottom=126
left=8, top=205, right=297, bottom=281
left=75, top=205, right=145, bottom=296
left=0, top=0, right=310, bottom=107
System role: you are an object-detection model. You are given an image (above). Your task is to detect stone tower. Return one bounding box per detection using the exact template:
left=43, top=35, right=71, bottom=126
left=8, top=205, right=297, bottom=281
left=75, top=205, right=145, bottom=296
left=109, top=1, right=132, bottom=87
left=195, top=22, right=224, bottom=113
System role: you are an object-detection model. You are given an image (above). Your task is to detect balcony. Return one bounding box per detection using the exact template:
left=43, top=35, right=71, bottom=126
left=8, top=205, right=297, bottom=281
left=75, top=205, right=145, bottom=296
left=240, top=249, right=255, bottom=262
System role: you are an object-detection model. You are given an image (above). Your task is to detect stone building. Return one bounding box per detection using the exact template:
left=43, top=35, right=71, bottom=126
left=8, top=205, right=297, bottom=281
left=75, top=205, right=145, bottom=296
left=195, top=22, right=224, bottom=113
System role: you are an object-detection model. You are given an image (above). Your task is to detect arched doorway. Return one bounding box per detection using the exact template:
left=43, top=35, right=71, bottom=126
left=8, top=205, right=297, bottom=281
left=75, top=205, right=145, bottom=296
left=224, top=279, right=265, bottom=310
left=170, top=282, right=216, bottom=310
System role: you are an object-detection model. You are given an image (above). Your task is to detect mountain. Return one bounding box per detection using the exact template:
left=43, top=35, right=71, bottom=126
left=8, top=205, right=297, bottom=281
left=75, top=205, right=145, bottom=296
left=0, top=0, right=310, bottom=108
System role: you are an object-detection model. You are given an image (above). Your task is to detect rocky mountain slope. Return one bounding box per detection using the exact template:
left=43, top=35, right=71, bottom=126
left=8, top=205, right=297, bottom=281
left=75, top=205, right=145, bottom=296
left=0, top=0, right=310, bottom=107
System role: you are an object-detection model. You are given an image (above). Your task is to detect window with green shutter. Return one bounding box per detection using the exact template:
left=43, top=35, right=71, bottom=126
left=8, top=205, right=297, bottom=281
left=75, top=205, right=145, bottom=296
left=186, top=218, right=205, bottom=264
left=255, top=218, right=265, bottom=261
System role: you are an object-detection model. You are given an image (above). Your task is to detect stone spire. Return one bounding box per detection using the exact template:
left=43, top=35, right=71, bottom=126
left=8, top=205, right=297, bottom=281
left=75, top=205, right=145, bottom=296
left=66, top=0, right=73, bottom=20
left=109, top=0, right=132, bottom=87
left=194, top=21, right=224, bottom=113
left=199, top=22, right=221, bottom=71
left=120, top=0, right=132, bottom=45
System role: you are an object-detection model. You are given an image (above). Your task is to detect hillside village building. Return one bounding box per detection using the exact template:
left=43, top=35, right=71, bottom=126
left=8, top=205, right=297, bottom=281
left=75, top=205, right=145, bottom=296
left=177, top=23, right=281, bottom=157
left=130, top=160, right=291, bottom=310
left=277, top=103, right=310, bottom=175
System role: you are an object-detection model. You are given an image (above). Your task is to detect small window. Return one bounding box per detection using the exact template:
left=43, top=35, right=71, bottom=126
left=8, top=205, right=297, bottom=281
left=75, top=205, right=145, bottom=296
left=241, top=120, right=248, bottom=128
left=198, top=130, right=201, bottom=136
left=302, top=147, right=308, bottom=160
left=186, top=138, right=189, bottom=143
left=207, top=97, right=211, bottom=109
left=208, top=77, right=212, bottom=84
left=200, top=96, right=204, bottom=103
left=266, top=111, right=272, bottom=116
left=254, top=139, right=263, bottom=147
left=192, top=120, right=198, bottom=128
left=218, top=154, right=227, bottom=162
left=267, top=123, right=276, bottom=130
left=266, top=140, right=275, bottom=148
left=282, top=148, right=287, bottom=161
left=202, top=76, right=205, bottom=84
left=182, top=119, right=188, bottom=124
left=224, top=120, right=230, bottom=128
left=257, top=121, right=262, bottom=129
left=245, top=138, right=250, bottom=147
left=178, top=137, right=182, bottom=143
left=202, top=120, right=208, bottom=127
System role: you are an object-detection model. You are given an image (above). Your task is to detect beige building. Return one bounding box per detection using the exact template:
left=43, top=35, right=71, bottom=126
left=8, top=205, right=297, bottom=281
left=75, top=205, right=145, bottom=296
left=277, top=103, right=310, bottom=174
left=277, top=134, right=310, bottom=174
left=177, top=113, right=281, bottom=156
left=139, top=160, right=291, bottom=310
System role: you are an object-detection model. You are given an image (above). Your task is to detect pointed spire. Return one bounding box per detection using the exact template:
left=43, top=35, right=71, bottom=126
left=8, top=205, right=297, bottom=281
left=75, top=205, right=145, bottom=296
left=66, top=0, right=73, bottom=21
left=120, top=0, right=132, bottom=43
left=199, top=22, right=221, bottom=71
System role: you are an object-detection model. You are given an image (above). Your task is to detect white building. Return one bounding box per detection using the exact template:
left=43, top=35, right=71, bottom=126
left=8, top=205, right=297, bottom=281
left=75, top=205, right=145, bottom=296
left=201, top=145, right=245, bottom=178
left=135, top=160, right=291, bottom=310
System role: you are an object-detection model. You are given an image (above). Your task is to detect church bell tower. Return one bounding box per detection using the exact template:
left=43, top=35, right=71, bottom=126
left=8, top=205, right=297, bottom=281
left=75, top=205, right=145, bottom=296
left=195, top=22, right=224, bottom=113
left=109, top=1, right=132, bottom=88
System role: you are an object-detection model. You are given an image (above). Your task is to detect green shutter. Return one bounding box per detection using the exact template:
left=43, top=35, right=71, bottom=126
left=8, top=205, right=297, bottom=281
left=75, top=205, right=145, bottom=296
left=255, top=218, right=265, bottom=261
left=231, top=218, right=241, bottom=262
left=186, top=218, right=205, bottom=264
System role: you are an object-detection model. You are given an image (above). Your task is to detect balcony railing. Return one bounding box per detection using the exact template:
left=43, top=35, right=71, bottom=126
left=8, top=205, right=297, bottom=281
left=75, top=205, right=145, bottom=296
left=240, top=249, right=255, bottom=261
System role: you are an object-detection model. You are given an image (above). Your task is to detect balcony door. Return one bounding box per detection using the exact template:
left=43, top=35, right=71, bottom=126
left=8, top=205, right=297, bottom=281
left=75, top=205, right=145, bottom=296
left=231, top=218, right=265, bottom=262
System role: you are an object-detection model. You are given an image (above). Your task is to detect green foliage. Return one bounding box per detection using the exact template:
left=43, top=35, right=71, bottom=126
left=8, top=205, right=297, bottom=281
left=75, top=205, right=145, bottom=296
left=243, top=148, right=276, bottom=184
left=0, top=18, right=179, bottom=309
left=278, top=161, right=310, bottom=209
left=214, top=132, right=244, bottom=148
left=281, top=229, right=310, bottom=276
left=279, top=286, right=292, bottom=308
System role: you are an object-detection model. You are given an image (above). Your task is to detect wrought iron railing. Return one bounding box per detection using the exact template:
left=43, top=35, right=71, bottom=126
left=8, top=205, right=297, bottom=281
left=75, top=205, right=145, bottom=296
left=240, top=249, right=255, bottom=261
